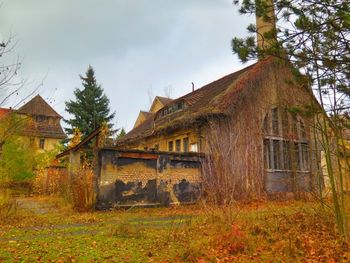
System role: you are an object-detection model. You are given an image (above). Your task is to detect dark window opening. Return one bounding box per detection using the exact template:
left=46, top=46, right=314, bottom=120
left=39, top=138, right=45, bottom=149
left=183, top=137, right=189, bottom=152
left=168, top=141, right=174, bottom=152
left=175, top=139, right=181, bottom=152
left=156, top=100, right=186, bottom=119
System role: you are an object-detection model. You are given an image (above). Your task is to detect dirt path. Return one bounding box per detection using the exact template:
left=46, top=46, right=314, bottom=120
left=15, top=197, right=55, bottom=214
left=1, top=197, right=193, bottom=242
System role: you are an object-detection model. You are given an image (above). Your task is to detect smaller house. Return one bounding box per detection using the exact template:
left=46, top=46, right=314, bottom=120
left=0, top=95, right=66, bottom=151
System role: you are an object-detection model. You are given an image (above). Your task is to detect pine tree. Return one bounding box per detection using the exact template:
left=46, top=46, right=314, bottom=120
left=117, top=128, right=126, bottom=140
left=65, top=66, right=115, bottom=137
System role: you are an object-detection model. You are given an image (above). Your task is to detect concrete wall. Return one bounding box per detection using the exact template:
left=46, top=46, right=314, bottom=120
left=97, top=149, right=202, bottom=208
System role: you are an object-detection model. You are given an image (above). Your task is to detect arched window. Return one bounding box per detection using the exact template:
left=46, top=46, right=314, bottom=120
left=263, top=107, right=310, bottom=172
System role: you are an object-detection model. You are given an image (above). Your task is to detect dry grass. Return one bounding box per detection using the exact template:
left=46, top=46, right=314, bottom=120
left=0, top=197, right=349, bottom=262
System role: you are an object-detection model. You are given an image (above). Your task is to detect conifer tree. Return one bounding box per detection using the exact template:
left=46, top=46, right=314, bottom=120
left=232, top=0, right=350, bottom=239
left=117, top=128, right=126, bottom=140
left=65, top=66, right=115, bottom=137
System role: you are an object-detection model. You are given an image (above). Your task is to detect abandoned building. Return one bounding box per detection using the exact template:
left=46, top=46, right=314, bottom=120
left=57, top=0, right=325, bottom=207
left=0, top=95, right=66, bottom=151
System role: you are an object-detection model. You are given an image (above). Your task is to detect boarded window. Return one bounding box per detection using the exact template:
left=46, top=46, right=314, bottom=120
left=168, top=141, right=174, bottom=152
left=183, top=137, right=189, bottom=152
left=175, top=139, right=181, bottom=152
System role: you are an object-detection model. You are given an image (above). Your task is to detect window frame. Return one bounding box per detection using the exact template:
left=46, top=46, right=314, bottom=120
left=263, top=107, right=310, bottom=173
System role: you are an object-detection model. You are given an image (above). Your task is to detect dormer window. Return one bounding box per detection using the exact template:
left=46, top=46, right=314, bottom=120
left=156, top=100, right=186, bottom=120
left=36, top=116, right=46, bottom=122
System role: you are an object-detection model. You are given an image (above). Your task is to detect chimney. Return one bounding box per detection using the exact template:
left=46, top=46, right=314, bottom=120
left=192, top=82, right=195, bottom=92
left=256, top=0, right=276, bottom=51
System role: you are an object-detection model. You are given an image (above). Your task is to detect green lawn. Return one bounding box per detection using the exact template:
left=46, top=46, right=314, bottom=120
left=0, top=197, right=349, bottom=262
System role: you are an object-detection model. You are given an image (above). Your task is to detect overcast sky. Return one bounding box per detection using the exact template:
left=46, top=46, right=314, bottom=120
left=0, top=0, right=255, bottom=132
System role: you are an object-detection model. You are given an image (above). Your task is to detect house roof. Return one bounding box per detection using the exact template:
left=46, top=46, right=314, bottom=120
left=23, top=121, right=67, bottom=139
left=156, top=96, right=173, bottom=105
left=16, top=95, right=66, bottom=139
left=140, top=111, right=154, bottom=119
left=149, top=96, right=173, bottom=113
left=17, top=95, right=62, bottom=118
left=118, top=58, right=284, bottom=146
left=133, top=111, right=155, bottom=128
left=0, top=108, right=12, bottom=119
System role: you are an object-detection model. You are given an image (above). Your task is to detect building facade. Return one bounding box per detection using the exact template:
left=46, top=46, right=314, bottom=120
left=118, top=58, right=321, bottom=194
left=0, top=95, right=66, bottom=152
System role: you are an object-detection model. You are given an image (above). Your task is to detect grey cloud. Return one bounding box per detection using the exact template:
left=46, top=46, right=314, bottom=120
left=0, top=0, right=254, bottom=131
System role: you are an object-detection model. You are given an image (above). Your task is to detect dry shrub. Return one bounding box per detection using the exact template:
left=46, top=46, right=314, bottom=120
left=70, top=161, right=95, bottom=212
left=0, top=188, right=17, bottom=222
left=33, top=167, right=69, bottom=196
left=201, top=117, right=264, bottom=206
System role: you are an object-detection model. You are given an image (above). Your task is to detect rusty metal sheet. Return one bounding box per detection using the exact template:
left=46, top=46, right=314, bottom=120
left=119, top=152, right=158, bottom=160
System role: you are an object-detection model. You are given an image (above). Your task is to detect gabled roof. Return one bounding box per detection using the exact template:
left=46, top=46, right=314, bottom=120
left=157, top=96, right=173, bottom=105
left=149, top=96, right=173, bottom=113
left=133, top=111, right=154, bottom=129
left=119, top=58, right=278, bottom=146
left=16, top=95, right=66, bottom=139
left=17, top=95, right=62, bottom=118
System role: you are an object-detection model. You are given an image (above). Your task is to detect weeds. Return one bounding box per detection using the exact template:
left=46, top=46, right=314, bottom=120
left=0, top=188, right=17, bottom=222
left=70, top=161, right=95, bottom=212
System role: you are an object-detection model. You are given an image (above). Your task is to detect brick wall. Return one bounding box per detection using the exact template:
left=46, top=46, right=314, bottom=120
left=97, top=149, right=202, bottom=208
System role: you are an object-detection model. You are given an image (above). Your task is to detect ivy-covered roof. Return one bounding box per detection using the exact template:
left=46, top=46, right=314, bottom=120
left=118, top=57, right=280, bottom=146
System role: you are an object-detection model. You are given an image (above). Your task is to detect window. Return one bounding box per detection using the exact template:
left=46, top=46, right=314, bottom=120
left=271, top=108, right=279, bottom=135
left=156, top=100, right=186, bottom=119
left=183, top=137, right=189, bottom=152
left=168, top=141, right=174, bottom=152
left=301, top=143, right=309, bottom=170
left=190, top=143, right=198, bottom=152
left=39, top=138, right=45, bottom=149
left=175, top=139, right=181, bottom=152
left=263, top=107, right=309, bottom=172
left=36, top=116, right=45, bottom=123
